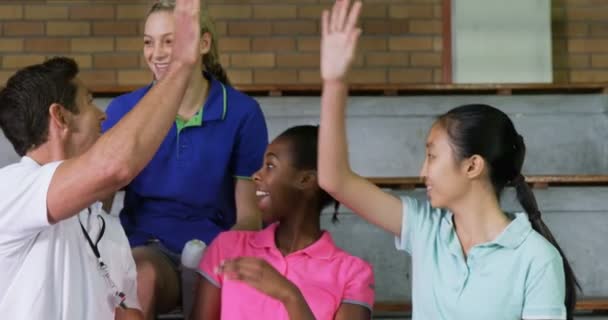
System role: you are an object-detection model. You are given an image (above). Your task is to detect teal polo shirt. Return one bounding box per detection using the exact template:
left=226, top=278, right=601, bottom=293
left=102, top=73, right=268, bottom=253
left=396, top=196, right=566, bottom=320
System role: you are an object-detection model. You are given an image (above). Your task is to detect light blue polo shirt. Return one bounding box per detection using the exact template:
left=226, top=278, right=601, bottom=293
left=396, top=196, right=566, bottom=320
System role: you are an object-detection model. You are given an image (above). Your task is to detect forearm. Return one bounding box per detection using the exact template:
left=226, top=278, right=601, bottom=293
left=281, top=287, right=316, bottom=320
left=94, top=65, right=191, bottom=180
left=318, top=80, right=353, bottom=192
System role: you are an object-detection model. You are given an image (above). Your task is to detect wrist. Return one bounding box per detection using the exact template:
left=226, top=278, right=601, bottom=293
left=279, top=283, right=303, bottom=305
left=323, top=78, right=348, bottom=88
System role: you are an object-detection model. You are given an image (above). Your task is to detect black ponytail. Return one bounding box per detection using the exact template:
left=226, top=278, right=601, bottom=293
left=440, top=104, right=579, bottom=319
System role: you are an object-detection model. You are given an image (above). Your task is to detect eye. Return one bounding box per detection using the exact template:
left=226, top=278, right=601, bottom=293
left=143, top=39, right=151, bottom=46
left=266, top=163, right=275, bottom=169
left=164, top=38, right=173, bottom=45
left=427, top=153, right=435, bottom=160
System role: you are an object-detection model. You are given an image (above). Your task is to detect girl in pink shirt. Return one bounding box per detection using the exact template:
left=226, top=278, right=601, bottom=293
left=191, top=125, right=375, bottom=320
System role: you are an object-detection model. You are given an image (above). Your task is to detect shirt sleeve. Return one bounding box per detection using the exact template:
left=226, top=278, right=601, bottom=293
left=341, top=258, right=375, bottom=312
left=522, top=255, right=567, bottom=320
left=198, top=232, right=225, bottom=288
left=0, top=161, right=62, bottom=245
left=394, top=196, right=445, bottom=255
left=231, top=101, right=268, bottom=179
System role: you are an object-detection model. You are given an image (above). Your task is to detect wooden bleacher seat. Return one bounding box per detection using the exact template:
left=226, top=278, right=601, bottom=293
left=368, top=175, right=608, bottom=190
left=374, top=298, right=608, bottom=314
left=92, top=83, right=608, bottom=97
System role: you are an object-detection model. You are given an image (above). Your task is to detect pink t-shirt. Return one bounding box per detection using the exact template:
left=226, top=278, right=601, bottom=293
left=198, top=223, right=375, bottom=320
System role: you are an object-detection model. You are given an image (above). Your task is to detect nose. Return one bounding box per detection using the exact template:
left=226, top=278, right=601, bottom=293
left=252, top=168, right=262, bottom=183
left=152, top=42, right=168, bottom=61
left=419, top=159, right=428, bottom=179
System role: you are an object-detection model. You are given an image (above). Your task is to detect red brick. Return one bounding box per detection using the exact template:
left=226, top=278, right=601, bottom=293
left=116, top=37, right=142, bottom=52
left=0, top=39, right=24, bottom=52
left=591, top=54, right=608, bottom=67
left=93, top=22, right=138, bottom=36
left=227, top=69, right=253, bottom=85
left=0, top=5, right=23, bottom=20
left=254, top=5, right=297, bottom=19
left=272, top=21, right=318, bottom=35
left=208, top=5, right=252, bottom=19
left=71, top=38, right=114, bottom=53
left=231, top=53, right=275, bottom=67
left=80, top=70, right=116, bottom=86
left=566, top=8, right=608, bottom=21
left=389, top=69, right=433, bottom=83
left=25, top=5, right=68, bottom=20
left=277, top=53, right=318, bottom=67
left=116, top=5, right=148, bottom=20
left=25, top=38, right=70, bottom=53
left=220, top=38, right=251, bottom=52
left=390, top=5, right=434, bottom=19
left=228, top=22, right=272, bottom=36
left=411, top=53, right=442, bottom=67
left=4, top=22, right=44, bottom=36
left=94, top=54, right=140, bottom=69
left=297, top=38, right=319, bottom=52
left=298, top=70, right=321, bottom=84
left=297, top=5, right=325, bottom=19
left=47, top=21, right=90, bottom=36
left=590, top=24, right=608, bottom=37
left=571, top=70, right=608, bottom=82
left=349, top=69, right=387, bottom=84
left=253, top=38, right=296, bottom=52
left=366, top=52, right=409, bottom=67
left=3, top=55, right=46, bottom=68
left=359, top=37, right=388, bottom=51
left=409, top=20, right=442, bottom=34
left=363, top=20, right=409, bottom=35
left=389, top=37, right=434, bottom=51
left=254, top=70, right=298, bottom=83
left=569, top=39, right=608, bottom=53
left=70, top=6, right=115, bottom=20
left=117, top=70, right=152, bottom=86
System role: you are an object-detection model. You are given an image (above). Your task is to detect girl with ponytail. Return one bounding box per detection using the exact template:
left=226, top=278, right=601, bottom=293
left=318, top=1, right=578, bottom=319
left=101, top=1, right=268, bottom=318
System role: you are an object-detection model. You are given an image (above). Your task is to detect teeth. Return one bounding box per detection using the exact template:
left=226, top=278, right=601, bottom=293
left=256, top=191, right=269, bottom=197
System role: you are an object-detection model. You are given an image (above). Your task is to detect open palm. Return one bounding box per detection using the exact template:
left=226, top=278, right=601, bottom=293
left=321, top=0, right=363, bottom=81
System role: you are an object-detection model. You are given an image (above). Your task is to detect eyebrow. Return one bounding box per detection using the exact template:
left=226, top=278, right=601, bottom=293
left=266, top=152, right=279, bottom=160
left=143, top=32, right=174, bottom=38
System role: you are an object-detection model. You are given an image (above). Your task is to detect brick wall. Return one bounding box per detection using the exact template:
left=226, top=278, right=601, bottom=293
left=0, top=0, right=443, bottom=88
left=0, top=0, right=605, bottom=88
left=553, top=0, right=608, bottom=83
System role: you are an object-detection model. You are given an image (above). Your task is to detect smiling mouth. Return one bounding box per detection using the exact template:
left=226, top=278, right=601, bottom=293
left=256, top=190, right=269, bottom=197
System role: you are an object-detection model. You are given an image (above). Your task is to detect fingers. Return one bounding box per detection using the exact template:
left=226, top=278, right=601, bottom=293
left=326, top=0, right=362, bottom=34
left=345, top=1, right=362, bottom=33
left=175, top=0, right=200, bottom=16
left=216, top=257, right=266, bottom=282
left=330, top=0, right=341, bottom=32
left=322, top=10, right=330, bottom=37
left=335, top=0, right=350, bottom=33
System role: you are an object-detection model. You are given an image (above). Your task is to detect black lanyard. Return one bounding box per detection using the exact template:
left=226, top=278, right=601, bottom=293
left=79, top=208, right=106, bottom=265
left=78, top=208, right=127, bottom=309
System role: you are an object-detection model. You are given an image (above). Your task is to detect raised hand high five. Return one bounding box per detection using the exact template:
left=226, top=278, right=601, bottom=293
left=170, top=0, right=201, bottom=70
left=321, top=0, right=363, bottom=82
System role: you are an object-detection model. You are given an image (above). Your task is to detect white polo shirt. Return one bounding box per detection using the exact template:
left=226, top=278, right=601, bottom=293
left=0, top=156, right=140, bottom=319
